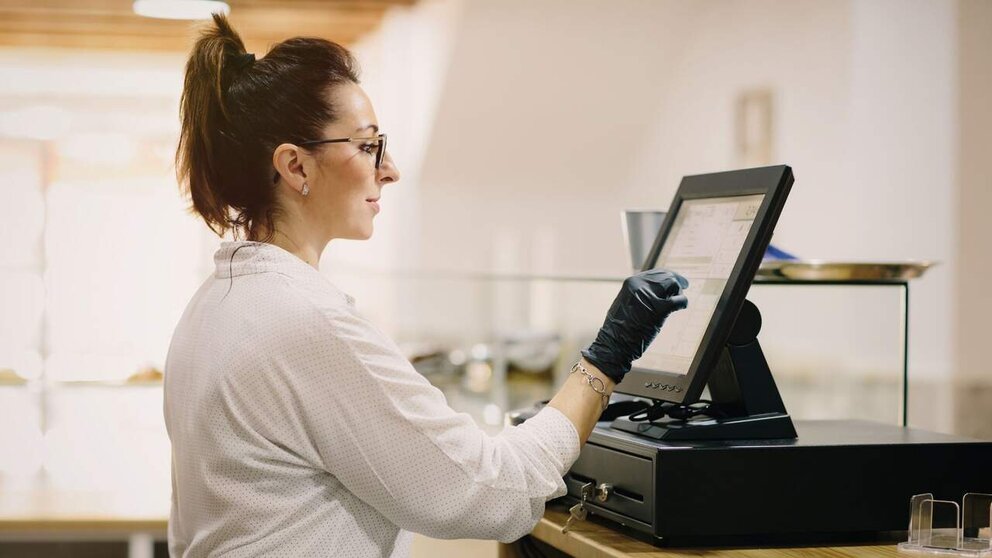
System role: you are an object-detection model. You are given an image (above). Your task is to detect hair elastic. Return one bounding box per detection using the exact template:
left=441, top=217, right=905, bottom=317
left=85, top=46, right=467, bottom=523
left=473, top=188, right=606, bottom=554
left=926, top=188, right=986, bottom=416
left=233, top=52, right=256, bottom=71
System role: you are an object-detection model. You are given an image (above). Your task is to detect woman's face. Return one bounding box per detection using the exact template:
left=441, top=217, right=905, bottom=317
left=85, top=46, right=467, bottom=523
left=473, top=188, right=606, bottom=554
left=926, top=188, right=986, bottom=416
left=303, top=82, right=400, bottom=241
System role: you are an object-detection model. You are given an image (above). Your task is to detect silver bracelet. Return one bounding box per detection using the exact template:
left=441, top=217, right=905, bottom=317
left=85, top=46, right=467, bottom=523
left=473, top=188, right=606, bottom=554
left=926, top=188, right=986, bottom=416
left=570, top=361, right=610, bottom=411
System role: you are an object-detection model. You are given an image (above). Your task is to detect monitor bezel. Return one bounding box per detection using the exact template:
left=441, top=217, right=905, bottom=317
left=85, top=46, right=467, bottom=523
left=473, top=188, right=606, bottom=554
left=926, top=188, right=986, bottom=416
left=615, top=165, right=794, bottom=405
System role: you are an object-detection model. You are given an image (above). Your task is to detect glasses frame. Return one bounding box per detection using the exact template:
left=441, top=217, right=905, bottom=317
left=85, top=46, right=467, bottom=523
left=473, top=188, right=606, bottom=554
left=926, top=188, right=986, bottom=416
left=299, top=133, right=388, bottom=169
left=271, top=133, right=387, bottom=184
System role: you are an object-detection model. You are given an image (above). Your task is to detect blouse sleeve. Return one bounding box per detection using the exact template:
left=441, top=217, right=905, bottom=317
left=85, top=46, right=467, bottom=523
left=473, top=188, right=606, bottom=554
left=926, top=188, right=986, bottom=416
left=263, top=299, right=581, bottom=542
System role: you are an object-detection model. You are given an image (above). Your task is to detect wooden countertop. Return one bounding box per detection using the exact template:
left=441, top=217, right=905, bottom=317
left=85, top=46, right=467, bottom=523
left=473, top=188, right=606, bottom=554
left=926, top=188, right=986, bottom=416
left=0, top=487, right=168, bottom=535
left=2, top=489, right=907, bottom=557
left=514, top=507, right=904, bottom=558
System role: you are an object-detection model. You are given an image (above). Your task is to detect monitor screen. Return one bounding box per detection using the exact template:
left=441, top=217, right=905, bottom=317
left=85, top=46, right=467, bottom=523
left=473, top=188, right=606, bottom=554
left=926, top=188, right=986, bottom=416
left=616, top=165, right=793, bottom=405
left=631, top=194, right=764, bottom=375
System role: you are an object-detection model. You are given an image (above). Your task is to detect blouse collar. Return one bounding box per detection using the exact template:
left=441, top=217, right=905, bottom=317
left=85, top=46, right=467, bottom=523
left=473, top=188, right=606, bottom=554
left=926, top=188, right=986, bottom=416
left=213, top=241, right=319, bottom=279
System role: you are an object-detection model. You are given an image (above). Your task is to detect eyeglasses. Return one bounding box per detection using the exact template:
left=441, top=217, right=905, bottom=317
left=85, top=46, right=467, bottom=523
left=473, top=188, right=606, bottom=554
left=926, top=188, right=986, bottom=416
left=271, top=133, right=388, bottom=184
left=299, top=133, right=388, bottom=169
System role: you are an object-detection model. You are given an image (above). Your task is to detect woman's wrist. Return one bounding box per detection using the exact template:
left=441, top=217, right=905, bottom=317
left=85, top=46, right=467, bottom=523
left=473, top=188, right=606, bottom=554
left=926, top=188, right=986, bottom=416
left=579, top=358, right=616, bottom=391
left=578, top=349, right=627, bottom=385
left=571, top=359, right=616, bottom=410
left=548, top=358, right=620, bottom=444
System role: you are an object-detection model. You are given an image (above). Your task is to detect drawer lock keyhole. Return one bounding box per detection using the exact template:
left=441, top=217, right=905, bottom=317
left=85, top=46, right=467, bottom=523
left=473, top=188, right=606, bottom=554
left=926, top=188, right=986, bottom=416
left=595, top=483, right=612, bottom=503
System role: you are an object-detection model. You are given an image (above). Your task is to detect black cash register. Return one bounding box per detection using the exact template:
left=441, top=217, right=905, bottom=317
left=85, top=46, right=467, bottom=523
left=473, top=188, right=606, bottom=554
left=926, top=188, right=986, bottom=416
left=561, top=165, right=992, bottom=545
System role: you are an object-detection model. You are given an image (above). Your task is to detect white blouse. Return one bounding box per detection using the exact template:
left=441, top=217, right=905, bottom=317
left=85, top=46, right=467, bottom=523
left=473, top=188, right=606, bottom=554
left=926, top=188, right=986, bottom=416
left=163, top=241, right=580, bottom=557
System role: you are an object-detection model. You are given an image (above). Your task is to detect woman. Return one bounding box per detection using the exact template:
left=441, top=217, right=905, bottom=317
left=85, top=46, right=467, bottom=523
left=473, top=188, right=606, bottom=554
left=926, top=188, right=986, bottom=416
left=165, top=14, right=687, bottom=558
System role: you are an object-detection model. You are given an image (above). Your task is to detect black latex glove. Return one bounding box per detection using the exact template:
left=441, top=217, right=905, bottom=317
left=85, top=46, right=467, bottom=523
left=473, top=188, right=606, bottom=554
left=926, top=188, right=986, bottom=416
left=581, top=270, right=689, bottom=384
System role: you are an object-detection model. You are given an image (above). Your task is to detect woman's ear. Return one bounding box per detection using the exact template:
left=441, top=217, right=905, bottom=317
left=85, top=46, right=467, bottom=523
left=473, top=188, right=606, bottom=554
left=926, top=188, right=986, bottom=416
left=272, top=143, right=308, bottom=195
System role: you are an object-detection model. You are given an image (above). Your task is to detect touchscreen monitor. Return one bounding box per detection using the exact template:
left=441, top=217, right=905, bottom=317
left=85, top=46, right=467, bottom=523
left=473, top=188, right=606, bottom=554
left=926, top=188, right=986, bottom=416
left=617, top=165, right=793, bottom=404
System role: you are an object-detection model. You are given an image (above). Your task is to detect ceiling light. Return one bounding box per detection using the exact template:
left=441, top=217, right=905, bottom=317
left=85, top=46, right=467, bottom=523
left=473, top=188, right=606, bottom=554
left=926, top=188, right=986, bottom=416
left=133, top=0, right=230, bottom=20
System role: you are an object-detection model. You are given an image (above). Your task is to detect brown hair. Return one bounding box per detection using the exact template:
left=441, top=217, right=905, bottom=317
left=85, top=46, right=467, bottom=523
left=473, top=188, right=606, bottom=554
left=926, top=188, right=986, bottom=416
left=176, top=14, right=360, bottom=241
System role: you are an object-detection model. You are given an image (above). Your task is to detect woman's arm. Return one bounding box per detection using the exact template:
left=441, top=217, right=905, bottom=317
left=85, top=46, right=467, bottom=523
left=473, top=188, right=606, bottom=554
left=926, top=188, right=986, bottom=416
left=264, top=302, right=580, bottom=543
left=550, top=269, right=688, bottom=443
left=241, top=270, right=686, bottom=542
left=547, top=359, right=614, bottom=444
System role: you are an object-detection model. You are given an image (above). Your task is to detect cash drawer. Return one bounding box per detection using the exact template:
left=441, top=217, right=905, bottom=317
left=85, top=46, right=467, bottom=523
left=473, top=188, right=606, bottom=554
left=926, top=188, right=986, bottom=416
left=563, top=442, right=654, bottom=525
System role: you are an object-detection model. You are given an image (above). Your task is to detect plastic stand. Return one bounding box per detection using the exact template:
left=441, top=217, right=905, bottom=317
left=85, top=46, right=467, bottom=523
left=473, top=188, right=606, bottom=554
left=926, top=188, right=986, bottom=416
left=898, top=493, right=992, bottom=556
left=611, top=299, right=798, bottom=441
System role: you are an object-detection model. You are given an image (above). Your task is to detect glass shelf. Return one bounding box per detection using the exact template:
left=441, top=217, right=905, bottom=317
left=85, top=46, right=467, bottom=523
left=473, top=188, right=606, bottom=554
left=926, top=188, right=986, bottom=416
left=326, top=268, right=913, bottom=427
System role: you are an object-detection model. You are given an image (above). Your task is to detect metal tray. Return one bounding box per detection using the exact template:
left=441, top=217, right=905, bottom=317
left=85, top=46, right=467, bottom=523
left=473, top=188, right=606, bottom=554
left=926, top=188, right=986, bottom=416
left=756, top=260, right=934, bottom=281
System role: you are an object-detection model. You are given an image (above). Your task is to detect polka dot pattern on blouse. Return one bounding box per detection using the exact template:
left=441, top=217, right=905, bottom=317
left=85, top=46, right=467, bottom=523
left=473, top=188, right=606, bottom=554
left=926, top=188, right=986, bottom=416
left=164, top=241, right=580, bottom=557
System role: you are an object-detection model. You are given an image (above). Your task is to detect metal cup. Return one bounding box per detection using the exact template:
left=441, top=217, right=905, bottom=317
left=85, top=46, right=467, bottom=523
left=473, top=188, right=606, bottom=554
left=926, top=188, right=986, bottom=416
left=621, top=210, right=667, bottom=273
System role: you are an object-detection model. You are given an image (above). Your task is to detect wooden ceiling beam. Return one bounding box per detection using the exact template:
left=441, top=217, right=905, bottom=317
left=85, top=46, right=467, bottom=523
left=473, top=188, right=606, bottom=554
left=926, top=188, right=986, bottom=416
left=0, top=0, right=410, bottom=52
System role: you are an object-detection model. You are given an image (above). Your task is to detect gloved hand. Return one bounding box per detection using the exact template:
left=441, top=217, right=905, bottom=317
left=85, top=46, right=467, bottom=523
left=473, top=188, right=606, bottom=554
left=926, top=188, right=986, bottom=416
left=581, top=270, right=689, bottom=384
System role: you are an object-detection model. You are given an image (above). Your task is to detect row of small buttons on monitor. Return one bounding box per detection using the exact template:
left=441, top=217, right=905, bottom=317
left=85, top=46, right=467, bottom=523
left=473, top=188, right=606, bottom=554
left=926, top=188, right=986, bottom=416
left=644, top=382, right=682, bottom=392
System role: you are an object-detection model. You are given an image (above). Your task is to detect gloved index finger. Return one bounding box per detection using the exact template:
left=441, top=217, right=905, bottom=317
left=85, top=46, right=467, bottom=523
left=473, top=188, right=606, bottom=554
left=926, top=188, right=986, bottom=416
left=641, top=269, right=689, bottom=288
left=667, top=293, right=689, bottom=311
left=641, top=269, right=689, bottom=297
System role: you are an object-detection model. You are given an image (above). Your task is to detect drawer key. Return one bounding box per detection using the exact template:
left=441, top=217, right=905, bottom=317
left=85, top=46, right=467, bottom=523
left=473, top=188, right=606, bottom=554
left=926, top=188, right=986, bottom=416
left=562, top=482, right=595, bottom=534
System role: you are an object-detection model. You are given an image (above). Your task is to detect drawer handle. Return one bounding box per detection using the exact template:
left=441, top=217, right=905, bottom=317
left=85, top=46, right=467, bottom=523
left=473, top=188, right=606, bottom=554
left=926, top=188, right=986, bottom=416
left=613, top=486, right=645, bottom=503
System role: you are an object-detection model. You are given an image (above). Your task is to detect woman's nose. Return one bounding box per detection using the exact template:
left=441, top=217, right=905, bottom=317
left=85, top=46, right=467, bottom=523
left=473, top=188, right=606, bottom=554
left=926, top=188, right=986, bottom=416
left=377, top=152, right=400, bottom=185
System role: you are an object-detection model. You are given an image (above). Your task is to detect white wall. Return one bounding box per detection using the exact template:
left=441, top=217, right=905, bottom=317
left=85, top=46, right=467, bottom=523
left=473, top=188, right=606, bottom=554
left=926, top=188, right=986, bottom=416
left=844, top=0, right=957, bottom=382
left=955, top=0, right=992, bottom=383
left=324, top=0, right=465, bottom=336
left=339, top=0, right=982, bottom=430
left=951, top=0, right=992, bottom=438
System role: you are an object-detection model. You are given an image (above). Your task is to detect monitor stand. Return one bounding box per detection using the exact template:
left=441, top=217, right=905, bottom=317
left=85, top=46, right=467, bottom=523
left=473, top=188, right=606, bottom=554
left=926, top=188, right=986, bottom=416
left=611, top=299, right=798, bottom=441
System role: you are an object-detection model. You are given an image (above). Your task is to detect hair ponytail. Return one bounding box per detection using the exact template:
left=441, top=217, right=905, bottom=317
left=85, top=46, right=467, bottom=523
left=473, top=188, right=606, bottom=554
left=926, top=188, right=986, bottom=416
left=176, top=14, right=360, bottom=241
left=177, top=13, right=249, bottom=237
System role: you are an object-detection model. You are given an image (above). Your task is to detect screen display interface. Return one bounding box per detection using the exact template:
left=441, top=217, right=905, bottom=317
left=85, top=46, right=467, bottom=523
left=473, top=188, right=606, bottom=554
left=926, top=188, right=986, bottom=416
left=631, top=194, right=765, bottom=376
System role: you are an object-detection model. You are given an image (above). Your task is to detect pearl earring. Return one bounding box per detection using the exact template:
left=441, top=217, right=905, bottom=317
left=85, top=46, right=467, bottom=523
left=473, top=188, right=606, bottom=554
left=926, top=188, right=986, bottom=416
left=301, top=183, right=310, bottom=197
